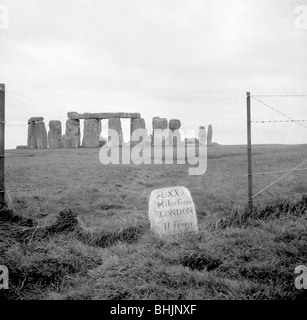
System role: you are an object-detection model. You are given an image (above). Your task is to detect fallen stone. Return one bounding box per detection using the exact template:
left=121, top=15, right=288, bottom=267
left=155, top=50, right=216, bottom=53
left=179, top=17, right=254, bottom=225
left=82, top=119, right=101, bottom=148
left=148, top=186, right=198, bottom=241
left=64, top=119, right=80, bottom=148
left=48, top=120, right=62, bottom=149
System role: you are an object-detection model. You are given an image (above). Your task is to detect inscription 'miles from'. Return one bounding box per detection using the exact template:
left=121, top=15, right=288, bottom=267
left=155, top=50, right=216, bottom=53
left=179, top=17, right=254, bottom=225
left=149, top=186, right=198, bottom=240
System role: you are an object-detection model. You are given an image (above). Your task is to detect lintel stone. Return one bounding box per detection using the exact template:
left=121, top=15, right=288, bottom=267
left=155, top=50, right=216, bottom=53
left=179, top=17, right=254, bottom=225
left=68, top=111, right=140, bottom=120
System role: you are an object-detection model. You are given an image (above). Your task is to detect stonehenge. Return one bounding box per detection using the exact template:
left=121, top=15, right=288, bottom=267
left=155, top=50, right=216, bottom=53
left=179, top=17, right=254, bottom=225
left=25, top=111, right=214, bottom=150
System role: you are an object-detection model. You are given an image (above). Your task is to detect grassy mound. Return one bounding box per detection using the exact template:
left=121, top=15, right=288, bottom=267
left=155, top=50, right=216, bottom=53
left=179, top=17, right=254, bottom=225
left=0, top=207, right=146, bottom=300
left=1, top=195, right=307, bottom=300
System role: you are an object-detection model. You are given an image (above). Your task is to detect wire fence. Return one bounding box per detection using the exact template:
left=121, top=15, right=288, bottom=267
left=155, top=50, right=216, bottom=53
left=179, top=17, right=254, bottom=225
left=2, top=87, right=307, bottom=213
left=249, top=94, right=307, bottom=204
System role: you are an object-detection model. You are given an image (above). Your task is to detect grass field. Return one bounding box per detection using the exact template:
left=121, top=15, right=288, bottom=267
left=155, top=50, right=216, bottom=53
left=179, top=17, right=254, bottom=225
left=1, top=144, right=307, bottom=300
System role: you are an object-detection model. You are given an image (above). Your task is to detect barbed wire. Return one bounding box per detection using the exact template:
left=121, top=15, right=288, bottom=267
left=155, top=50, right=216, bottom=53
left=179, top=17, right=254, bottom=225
left=252, top=120, right=307, bottom=124
left=251, top=96, right=307, bottom=129
left=251, top=94, right=307, bottom=97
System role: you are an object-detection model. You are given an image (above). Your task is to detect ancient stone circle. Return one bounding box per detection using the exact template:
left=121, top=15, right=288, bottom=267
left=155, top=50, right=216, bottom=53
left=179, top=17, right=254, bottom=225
left=27, top=112, right=213, bottom=149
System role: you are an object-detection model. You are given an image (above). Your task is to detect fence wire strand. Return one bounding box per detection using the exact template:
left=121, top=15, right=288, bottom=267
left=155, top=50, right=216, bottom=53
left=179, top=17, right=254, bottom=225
left=252, top=120, right=307, bottom=123
left=251, top=96, right=307, bottom=129
left=251, top=159, right=307, bottom=199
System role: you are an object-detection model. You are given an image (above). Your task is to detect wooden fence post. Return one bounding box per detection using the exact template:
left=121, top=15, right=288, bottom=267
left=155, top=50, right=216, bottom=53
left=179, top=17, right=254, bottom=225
left=0, top=84, right=5, bottom=208
left=246, top=92, right=253, bottom=211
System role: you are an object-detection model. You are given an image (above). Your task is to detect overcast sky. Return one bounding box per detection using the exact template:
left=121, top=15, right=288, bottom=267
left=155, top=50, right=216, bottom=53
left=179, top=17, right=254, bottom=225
left=1, top=0, right=306, bottom=149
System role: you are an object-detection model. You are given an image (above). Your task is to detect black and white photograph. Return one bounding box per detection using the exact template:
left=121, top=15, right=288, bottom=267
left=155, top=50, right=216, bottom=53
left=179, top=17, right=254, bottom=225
left=0, top=0, right=306, bottom=306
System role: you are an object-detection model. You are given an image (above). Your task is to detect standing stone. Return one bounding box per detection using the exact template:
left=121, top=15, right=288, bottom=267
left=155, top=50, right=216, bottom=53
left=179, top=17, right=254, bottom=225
left=28, top=117, right=44, bottom=124
left=27, top=122, right=37, bottom=149
left=82, top=119, right=101, bottom=148
left=48, top=120, right=62, bottom=149
left=168, top=119, right=181, bottom=146
left=149, top=186, right=198, bottom=241
left=207, top=124, right=213, bottom=145
left=131, top=117, right=146, bottom=134
left=152, top=117, right=168, bottom=146
left=61, top=135, right=65, bottom=147
left=108, top=118, right=123, bottom=147
left=169, top=119, right=181, bottom=131
left=130, top=118, right=147, bottom=147
left=64, top=119, right=80, bottom=148
left=198, top=126, right=206, bottom=145
left=153, top=117, right=168, bottom=130
left=35, top=121, right=48, bottom=149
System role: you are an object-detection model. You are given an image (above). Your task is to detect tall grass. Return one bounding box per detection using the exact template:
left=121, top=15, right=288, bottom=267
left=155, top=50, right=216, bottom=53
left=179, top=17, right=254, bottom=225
left=1, top=194, right=306, bottom=300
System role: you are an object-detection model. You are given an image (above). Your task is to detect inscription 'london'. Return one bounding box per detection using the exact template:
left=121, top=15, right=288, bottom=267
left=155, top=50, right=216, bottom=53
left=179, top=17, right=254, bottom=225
left=159, top=207, right=194, bottom=218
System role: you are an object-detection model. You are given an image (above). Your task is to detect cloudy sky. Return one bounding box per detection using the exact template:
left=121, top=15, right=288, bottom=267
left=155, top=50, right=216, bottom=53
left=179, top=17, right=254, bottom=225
left=1, top=0, right=306, bottom=149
